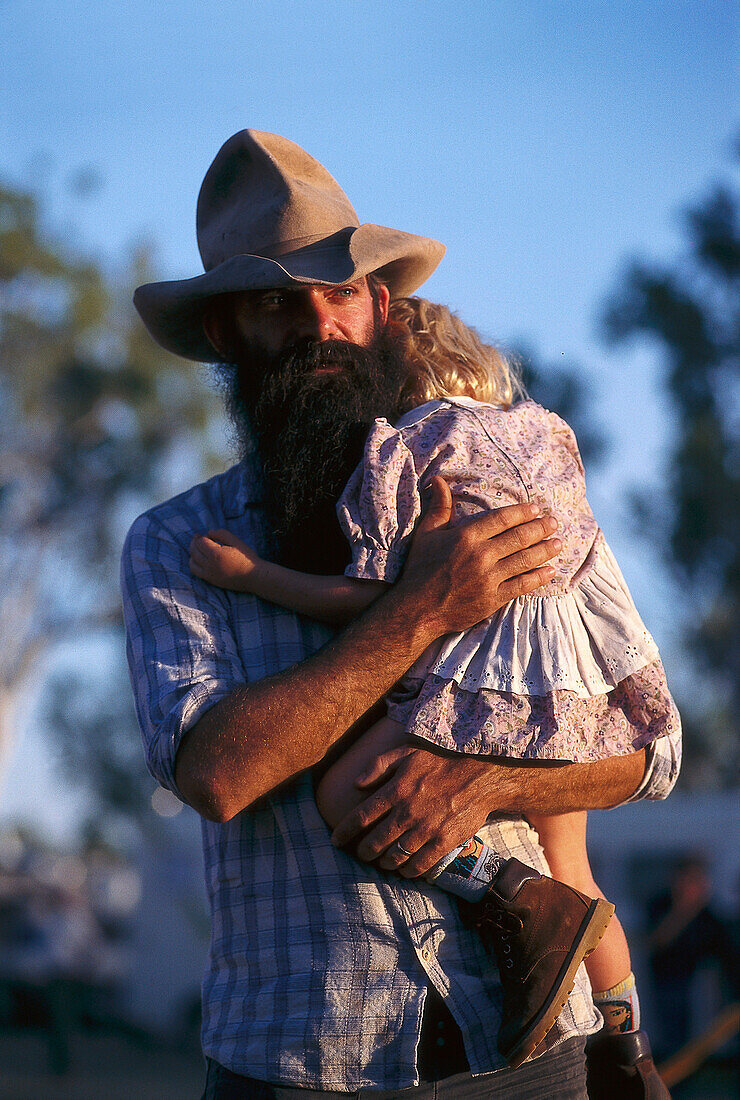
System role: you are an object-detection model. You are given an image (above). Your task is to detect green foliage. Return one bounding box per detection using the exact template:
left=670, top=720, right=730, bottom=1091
left=45, top=657, right=152, bottom=826
left=0, top=176, right=224, bottom=840
left=601, top=156, right=740, bottom=785
left=0, top=183, right=221, bottom=559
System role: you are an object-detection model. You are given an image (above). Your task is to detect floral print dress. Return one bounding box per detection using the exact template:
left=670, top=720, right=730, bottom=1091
left=337, top=397, right=680, bottom=764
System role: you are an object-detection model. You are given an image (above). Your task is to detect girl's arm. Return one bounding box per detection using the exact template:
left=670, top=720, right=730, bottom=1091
left=189, top=529, right=387, bottom=625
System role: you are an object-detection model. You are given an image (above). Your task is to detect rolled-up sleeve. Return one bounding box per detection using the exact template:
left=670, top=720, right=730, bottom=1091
left=121, top=511, right=247, bottom=800
left=625, top=721, right=682, bottom=804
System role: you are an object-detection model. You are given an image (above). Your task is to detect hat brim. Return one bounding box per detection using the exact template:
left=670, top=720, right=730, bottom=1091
left=133, top=224, right=445, bottom=362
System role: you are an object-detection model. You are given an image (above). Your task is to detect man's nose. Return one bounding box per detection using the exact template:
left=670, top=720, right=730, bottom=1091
left=294, top=293, right=341, bottom=341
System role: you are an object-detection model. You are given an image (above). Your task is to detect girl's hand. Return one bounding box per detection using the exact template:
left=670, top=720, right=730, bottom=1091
left=189, top=529, right=263, bottom=592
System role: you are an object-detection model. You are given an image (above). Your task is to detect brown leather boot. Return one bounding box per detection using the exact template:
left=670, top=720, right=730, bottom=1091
left=586, top=1030, right=671, bottom=1099
left=462, top=858, right=614, bottom=1068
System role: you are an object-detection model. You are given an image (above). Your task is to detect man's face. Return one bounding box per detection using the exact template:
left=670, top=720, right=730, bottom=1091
left=227, top=278, right=389, bottom=362
left=205, top=276, right=405, bottom=573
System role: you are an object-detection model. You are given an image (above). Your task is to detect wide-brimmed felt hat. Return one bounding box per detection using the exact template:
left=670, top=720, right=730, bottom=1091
left=134, top=129, right=446, bottom=363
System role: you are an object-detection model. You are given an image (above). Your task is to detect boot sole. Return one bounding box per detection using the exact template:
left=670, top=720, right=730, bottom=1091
left=500, top=896, right=615, bottom=1069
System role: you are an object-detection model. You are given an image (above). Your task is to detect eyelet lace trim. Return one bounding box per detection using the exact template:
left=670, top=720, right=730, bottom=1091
left=400, top=534, right=660, bottom=699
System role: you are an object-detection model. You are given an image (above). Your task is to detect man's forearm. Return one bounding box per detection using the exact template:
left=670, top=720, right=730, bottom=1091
left=175, top=585, right=436, bottom=821
left=175, top=495, right=561, bottom=821
left=489, top=749, right=647, bottom=816
left=332, top=743, right=648, bottom=876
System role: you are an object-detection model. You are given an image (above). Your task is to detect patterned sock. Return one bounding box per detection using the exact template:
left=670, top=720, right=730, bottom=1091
left=425, top=836, right=505, bottom=901
left=593, top=972, right=641, bottom=1034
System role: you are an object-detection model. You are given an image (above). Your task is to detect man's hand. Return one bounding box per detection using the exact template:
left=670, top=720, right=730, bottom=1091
left=331, top=743, right=504, bottom=877
left=330, top=742, right=647, bottom=877
left=173, top=478, right=563, bottom=820
left=395, top=476, right=561, bottom=638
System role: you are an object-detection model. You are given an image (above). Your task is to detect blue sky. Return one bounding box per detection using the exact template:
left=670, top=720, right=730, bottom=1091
left=3, top=1, right=736, bottom=360
left=1, top=1, right=738, bottom=836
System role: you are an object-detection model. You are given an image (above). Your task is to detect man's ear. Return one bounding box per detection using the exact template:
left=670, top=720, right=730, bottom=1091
left=375, top=281, right=391, bottom=327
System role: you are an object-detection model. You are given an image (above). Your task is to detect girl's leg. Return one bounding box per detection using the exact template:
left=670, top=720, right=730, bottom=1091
left=315, top=715, right=407, bottom=827
left=530, top=811, right=640, bottom=1033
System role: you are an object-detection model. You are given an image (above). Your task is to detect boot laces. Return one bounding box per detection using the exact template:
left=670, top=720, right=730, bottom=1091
left=480, top=907, right=524, bottom=976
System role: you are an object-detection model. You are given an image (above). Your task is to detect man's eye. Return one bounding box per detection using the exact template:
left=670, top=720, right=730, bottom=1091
left=262, top=292, right=286, bottom=307
left=334, top=286, right=357, bottom=299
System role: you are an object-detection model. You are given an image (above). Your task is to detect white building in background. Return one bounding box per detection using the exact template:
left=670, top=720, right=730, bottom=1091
left=586, top=790, right=739, bottom=921
left=587, top=789, right=739, bottom=1048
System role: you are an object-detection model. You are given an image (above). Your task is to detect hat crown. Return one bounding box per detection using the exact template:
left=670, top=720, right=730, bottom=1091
left=196, top=129, right=360, bottom=270
left=134, top=129, right=445, bottom=363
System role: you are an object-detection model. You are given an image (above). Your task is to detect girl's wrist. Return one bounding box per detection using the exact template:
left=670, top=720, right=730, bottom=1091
left=240, top=556, right=274, bottom=597
left=238, top=558, right=263, bottom=594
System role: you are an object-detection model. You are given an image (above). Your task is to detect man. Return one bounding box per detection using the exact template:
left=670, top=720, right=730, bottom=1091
left=123, top=130, right=680, bottom=1098
left=646, top=857, right=735, bottom=1061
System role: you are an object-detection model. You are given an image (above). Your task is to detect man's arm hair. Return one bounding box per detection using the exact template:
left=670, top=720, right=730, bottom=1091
left=328, top=718, right=682, bottom=878
left=180, top=624, right=647, bottom=827
left=175, top=587, right=440, bottom=819
left=174, top=483, right=561, bottom=820
left=327, top=740, right=648, bottom=877
left=482, top=749, right=648, bottom=814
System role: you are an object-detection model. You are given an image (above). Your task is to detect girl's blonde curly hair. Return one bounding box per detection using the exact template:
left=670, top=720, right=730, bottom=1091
left=386, top=295, right=524, bottom=414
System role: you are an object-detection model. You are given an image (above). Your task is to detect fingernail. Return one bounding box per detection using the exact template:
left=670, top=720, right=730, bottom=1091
left=528, top=504, right=540, bottom=516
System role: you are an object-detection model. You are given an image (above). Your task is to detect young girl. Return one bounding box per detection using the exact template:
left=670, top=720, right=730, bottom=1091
left=189, top=297, right=680, bottom=1068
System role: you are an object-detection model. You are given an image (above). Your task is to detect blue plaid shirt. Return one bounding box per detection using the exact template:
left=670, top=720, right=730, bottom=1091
left=121, top=455, right=682, bottom=1091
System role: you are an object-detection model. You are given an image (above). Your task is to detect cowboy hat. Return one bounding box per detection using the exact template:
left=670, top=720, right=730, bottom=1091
left=134, top=129, right=446, bottom=363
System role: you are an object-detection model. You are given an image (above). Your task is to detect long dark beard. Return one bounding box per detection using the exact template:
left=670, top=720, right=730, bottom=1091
left=222, top=333, right=409, bottom=573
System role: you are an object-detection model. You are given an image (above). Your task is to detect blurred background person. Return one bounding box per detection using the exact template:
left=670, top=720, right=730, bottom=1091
left=646, top=855, right=737, bottom=1063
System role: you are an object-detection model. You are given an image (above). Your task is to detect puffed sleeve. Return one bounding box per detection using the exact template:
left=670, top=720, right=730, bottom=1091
left=336, top=418, right=421, bottom=583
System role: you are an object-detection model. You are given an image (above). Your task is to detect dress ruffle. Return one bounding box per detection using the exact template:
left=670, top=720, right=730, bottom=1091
left=403, top=533, right=659, bottom=699
left=385, top=532, right=678, bottom=763
left=386, top=659, right=680, bottom=763
left=339, top=399, right=679, bottom=764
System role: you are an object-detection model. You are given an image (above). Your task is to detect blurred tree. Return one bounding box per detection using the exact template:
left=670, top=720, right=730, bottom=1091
left=45, top=655, right=151, bottom=829
left=0, top=177, right=224, bottom=829
left=601, top=147, right=739, bottom=785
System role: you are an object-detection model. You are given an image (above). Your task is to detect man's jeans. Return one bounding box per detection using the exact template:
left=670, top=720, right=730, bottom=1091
left=201, top=1036, right=588, bottom=1099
